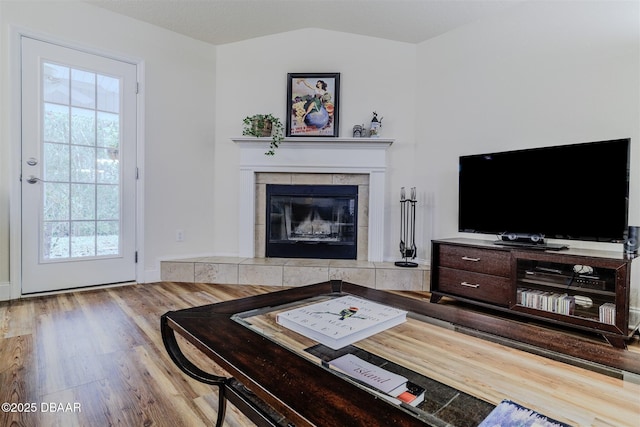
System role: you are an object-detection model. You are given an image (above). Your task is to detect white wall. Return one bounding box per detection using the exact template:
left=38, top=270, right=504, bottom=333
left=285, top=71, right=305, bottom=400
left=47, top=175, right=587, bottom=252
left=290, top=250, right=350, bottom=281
left=1, top=0, right=637, bottom=298
left=0, top=1, right=217, bottom=294
left=416, top=0, right=640, bottom=254
left=214, top=29, right=418, bottom=260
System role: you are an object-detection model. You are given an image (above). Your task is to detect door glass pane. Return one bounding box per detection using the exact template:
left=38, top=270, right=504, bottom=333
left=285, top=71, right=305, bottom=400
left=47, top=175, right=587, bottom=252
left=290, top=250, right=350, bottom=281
left=71, top=107, right=96, bottom=145
left=97, top=111, right=119, bottom=148
left=43, top=103, right=69, bottom=143
left=97, top=75, right=119, bottom=113
left=71, top=221, right=96, bottom=257
left=41, top=62, right=122, bottom=261
left=43, top=63, right=69, bottom=104
left=71, top=69, right=96, bottom=108
left=71, top=184, right=96, bottom=220
left=43, top=142, right=69, bottom=181
left=97, top=221, right=119, bottom=256
left=43, top=182, right=69, bottom=221
left=97, top=184, right=119, bottom=220
left=43, top=221, right=70, bottom=259
left=97, top=148, right=119, bottom=184
left=71, top=145, right=96, bottom=183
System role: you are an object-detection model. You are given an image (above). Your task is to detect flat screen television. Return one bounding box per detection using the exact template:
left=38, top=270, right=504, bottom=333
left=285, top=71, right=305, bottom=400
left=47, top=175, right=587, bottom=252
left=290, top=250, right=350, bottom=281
left=458, top=138, right=630, bottom=248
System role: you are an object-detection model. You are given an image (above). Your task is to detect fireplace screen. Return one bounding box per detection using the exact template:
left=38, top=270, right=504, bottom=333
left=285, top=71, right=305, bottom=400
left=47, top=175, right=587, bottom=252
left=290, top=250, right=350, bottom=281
left=266, top=184, right=358, bottom=259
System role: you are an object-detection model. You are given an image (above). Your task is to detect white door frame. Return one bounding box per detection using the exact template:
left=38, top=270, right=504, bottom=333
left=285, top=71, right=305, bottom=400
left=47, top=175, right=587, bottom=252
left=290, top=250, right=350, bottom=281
left=8, top=26, right=146, bottom=299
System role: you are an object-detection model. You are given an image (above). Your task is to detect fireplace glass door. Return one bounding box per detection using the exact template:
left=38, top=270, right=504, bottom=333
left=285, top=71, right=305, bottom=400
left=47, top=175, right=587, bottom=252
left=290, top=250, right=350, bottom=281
left=266, top=185, right=358, bottom=259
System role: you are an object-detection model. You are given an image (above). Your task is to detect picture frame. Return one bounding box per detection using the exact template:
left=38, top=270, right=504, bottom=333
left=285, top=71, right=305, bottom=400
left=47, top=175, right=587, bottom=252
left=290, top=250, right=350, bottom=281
left=286, top=73, right=340, bottom=137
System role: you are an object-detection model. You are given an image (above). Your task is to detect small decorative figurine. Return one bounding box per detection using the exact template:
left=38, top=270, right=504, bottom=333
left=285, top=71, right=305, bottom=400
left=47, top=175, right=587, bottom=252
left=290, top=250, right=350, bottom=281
left=370, top=111, right=383, bottom=137
left=352, top=124, right=363, bottom=137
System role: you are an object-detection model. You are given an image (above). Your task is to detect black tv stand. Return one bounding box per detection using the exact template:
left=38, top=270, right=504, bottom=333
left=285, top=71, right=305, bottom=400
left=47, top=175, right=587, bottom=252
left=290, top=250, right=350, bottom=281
left=493, top=240, right=569, bottom=251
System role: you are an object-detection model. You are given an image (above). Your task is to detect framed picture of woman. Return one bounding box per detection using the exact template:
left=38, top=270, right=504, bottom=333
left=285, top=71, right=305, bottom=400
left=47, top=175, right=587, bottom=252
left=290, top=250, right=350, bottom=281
left=286, top=73, right=340, bottom=137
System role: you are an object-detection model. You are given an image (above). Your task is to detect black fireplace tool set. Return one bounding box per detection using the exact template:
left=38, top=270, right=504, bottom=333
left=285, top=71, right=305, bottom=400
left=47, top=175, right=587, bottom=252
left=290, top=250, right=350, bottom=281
left=395, top=187, right=418, bottom=267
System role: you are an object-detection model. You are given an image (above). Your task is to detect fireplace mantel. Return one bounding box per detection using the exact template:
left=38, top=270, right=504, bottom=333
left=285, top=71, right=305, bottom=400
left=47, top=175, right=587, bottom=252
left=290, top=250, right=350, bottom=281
left=233, top=137, right=393, bottom=167
left=233, top=137, right=394, bottom=262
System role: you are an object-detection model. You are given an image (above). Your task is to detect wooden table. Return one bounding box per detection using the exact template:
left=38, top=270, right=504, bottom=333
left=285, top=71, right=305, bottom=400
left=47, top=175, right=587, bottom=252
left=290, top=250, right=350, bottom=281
left=161, top=280, right=640, bottom=427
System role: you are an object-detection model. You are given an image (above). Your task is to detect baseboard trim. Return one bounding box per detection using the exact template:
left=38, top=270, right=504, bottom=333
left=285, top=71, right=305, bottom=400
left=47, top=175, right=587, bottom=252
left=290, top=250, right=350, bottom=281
left=144, top=269, right=161, bottom=283
left=0, top=282, right=12, bottom=301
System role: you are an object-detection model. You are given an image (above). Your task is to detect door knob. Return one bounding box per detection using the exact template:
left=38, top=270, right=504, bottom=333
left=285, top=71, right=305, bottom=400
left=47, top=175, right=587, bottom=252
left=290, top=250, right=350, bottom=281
left=26, top=175, right=41, bottom=184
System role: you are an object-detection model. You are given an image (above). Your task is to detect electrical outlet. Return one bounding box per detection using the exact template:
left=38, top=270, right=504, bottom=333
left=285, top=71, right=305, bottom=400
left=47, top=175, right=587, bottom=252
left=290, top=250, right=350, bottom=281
left=176, top=229, right=184, bottom=242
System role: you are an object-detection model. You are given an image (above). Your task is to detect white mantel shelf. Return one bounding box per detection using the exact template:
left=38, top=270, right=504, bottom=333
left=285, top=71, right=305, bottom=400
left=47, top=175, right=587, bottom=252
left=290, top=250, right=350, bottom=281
left=233, top=136, right=394, bottom=262
left=233, top=137, right=393, bottom=168
left=233, top=136, right=393, bottom=145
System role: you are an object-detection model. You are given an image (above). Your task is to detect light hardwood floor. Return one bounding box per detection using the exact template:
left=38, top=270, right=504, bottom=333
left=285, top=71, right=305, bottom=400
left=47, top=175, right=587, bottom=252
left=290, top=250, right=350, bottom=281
left=1, top=282, right=639, bottom=427
left=0, top=282, right=266, bottom=427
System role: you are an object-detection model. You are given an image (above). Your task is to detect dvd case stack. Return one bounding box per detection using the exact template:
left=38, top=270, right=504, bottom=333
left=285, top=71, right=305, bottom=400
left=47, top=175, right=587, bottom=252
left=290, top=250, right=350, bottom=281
left=599, top=303, right=616, bottom=325
left=517, top=288, right=575, bottom=315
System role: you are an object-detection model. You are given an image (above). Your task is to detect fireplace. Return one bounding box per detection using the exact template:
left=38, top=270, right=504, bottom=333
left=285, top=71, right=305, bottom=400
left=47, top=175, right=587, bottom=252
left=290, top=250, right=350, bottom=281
left=234, top=137, right=393, bottom=262
left=266, top=184, right=358, bottom=259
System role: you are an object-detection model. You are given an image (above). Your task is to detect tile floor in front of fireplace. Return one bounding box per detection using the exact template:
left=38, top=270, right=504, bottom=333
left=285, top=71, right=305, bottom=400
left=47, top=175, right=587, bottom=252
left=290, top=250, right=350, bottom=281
left=160, top=257, right=430, bottom=291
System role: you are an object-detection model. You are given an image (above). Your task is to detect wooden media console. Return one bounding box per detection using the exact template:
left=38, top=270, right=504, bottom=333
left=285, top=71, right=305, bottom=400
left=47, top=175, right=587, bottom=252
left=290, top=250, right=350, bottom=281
left=430, top=238, right=640, bottom=348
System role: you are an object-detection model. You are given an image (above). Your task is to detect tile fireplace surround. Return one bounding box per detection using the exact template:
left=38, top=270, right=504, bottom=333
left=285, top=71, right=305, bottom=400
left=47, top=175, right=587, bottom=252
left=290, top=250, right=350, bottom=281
left=160, top=137, right=429, bottom=291
left=257, top=173, right=365, bottom=260
left=236, top=137, right=392, bottom=262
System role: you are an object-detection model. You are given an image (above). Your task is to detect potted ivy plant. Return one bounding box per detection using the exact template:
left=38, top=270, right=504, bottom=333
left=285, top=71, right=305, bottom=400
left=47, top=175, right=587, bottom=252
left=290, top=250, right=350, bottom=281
left=242, top=113, right=285, bottom=156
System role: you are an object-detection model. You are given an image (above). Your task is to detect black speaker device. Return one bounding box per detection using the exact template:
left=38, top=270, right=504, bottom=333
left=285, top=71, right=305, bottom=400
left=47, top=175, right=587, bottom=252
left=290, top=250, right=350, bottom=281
left=500, top=232, right=545, bottom=244
left=624, top=226, right=639, bottom=254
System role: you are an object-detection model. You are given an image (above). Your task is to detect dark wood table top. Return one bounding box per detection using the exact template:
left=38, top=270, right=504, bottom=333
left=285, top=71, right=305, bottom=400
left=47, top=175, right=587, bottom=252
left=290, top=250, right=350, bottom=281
left=162, top=280, right=640, bottom=427
left=164, top=281, right=449, bottom=426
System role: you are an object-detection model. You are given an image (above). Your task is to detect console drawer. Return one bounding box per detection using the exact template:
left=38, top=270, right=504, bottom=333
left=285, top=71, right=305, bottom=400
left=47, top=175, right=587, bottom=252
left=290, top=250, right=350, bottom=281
left=438, top=245, right=511, bottom=277
left=437, top=267, right=511, bottom=306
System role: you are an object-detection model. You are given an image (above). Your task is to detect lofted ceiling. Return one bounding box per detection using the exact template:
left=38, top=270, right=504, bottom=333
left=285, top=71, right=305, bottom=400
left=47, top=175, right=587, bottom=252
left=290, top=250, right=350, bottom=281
left=85, top=0, right=523, bottom=45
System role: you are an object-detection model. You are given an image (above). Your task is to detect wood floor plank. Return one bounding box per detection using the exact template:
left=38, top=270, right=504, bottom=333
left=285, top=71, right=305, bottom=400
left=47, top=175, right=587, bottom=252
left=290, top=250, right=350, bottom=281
left=4, top=284, right=251, bottom=427
left=75, top=290, right=145, bottom=354
left=108, top=286, right=234, bottom=404
left=0, top=335, right=36, bottom=427
left=132, top=344, right=217, bottom=426
left=1, top=282, right=638, bottom=427
left=0, top=299, right=35, bottom=338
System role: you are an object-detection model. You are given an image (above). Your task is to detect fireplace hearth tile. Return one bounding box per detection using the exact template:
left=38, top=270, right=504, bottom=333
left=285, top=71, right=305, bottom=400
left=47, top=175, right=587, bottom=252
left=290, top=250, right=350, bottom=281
left=161, top=258, right=430, bottom=290
left=256, top=172, right=292, bottom=184
left=284, top=259, right=331, bottom=267
left=328, top=259, right=375, bottom=268
left=166, top=256, right=212, bottom=262
left=255, top=185, right=266, bottom=225
left=195, top=262, right=239, bottom=284
left=283, top=266, right=329, bottom=287
left=357, top=226, right=369, bottom=260
left=239, top=264, right=284, bottom=287
left=374, top=263, right=426, bottom=291
left=161, top=262, right=195, bottom=282
left=254, top=224, right=266, bottom=258
left=332, top=174, right=369, bottom=185
left=240, top=257, right=289, bottom=265
left=196, top=256, right=248, bottom=264
left=329, top=267, right=376, bottom=289
left=291, top=173, right=333, bottom=185
left=358, top=185, right=369, bottom=222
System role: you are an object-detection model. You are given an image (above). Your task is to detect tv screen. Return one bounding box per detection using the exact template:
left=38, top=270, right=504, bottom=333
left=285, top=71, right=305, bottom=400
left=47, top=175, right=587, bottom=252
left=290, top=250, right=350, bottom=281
left=458, top=138, right=630, bottom=244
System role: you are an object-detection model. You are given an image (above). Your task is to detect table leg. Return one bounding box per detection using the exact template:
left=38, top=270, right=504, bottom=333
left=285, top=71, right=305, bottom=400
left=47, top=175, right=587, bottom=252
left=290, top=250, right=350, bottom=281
left=161, top=313, right=228, bottom=427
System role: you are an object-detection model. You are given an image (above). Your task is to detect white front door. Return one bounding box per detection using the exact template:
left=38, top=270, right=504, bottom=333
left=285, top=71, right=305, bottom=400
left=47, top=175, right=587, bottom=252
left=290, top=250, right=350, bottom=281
left=21, top=37, right=138, bottom=294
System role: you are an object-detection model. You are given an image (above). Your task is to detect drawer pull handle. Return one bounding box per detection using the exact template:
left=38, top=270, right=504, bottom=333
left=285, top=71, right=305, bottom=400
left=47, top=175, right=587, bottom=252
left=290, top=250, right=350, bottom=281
left=461, top=256, right=481, bottom=262
left=460, top=282, right=480, bottom=288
